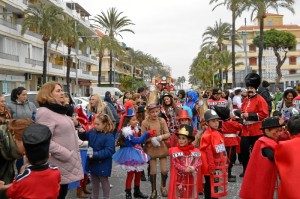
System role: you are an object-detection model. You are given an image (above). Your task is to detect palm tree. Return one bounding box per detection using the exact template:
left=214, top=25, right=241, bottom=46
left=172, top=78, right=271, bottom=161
left=243, top=0, right=295, bottom=78
left=202, top=19, right=232, bottom=51
left=202, top=20, right=232, bottom=87
left=216, top=50, right=243, bottom=89
left=209, top=0, right=247, bottom=87
left=58, top=18, right=79, bottom=94
left=93, top=7, right=135, bottom=86
left=91, top=35, right=124, bottom=86
left=22, top=3, right=64, bottom=84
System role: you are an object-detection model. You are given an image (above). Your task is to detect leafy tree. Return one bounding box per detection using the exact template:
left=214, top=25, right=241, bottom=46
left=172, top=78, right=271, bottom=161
left=22, top=3, right=64, bottom=84
left=253, top=29, right=296, bottom=85
left=93, top=7, right=135, bottom=86
left=243, top=0, right=295, bottom=78
left=209, top=0, right=247, bottom=87
left=91, top=35, right=124, bottom=86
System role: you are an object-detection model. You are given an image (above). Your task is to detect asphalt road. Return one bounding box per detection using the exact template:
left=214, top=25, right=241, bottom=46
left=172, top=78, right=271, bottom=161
left=67, top=159, right=243, bottom=199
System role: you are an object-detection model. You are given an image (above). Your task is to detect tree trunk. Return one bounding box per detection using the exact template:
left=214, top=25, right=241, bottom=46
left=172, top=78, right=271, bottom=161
left=258, top=17, right=264, bottom=78
left=66, top=46, right=71, bottom=94
left=109, top=50, right=113, bottom=86
left=274, top=49, right=288, bottom=85
left=42, top=40, right=48, bottom=84
left=225, top=70, right=228, bottom=90
left=98, top=53, right=103, bottom=87
left=231, top=9, right=236, bottom=88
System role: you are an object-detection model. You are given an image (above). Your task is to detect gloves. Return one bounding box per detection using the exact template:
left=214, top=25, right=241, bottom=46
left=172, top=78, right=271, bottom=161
left=87, top=147, right=93, bottom=158
left=151, top=137, right=161, bottom=147
left=147, top=129, right=156, bottom=138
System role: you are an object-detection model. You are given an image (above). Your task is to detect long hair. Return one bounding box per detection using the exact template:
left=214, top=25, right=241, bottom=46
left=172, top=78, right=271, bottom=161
left=87, top=94, right=106, bottom=114
left=8, top=118, right=34, bottom=141
left=95, top=114, right=114, bottom=134
left=117, top=116, right=133, bottom=147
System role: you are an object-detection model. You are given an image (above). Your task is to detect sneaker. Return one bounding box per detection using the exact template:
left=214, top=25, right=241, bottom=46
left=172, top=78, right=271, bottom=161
left=110, top=184, right=113, bottom=189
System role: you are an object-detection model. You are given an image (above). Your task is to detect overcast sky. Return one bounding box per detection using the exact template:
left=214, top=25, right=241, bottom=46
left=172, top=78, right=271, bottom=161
left=75, top=0, right=300, bottom=81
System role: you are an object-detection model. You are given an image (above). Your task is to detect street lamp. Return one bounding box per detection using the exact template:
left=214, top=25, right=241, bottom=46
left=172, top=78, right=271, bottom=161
left=240, top=31, right=249, bottom=77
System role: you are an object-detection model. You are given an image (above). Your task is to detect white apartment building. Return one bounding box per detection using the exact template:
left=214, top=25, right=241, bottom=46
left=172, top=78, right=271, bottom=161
left=223, top=13, right=300, bottom=91
left=0, top=0, right=99, bottom=96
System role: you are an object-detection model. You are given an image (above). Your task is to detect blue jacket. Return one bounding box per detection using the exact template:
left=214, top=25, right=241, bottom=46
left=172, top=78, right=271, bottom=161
left=86, top=129, right=115, bottom=177
left=124, top=132, right=149, bottom=147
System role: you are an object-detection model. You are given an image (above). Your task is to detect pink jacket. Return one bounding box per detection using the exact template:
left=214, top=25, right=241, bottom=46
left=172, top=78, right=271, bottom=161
left=36, top=107, right=83, bottom=184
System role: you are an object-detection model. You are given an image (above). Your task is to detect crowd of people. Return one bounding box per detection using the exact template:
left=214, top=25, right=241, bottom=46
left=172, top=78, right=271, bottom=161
left=0, top=72, right=300, bottom=199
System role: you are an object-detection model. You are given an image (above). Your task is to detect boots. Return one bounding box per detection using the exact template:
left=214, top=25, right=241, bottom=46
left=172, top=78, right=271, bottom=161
left=228, top=166, right=236, bottom=182
left=125, top=189, right=132, bottom=199
left=141, top=171, right=147, bottom=182
left=160, top=173, right=168, bottom=197
left=150, top=175, right=157, bottom=199
left=76, top=187, right=89, bottom=198
left=82, top=186, right=92, bottom=194
left=133, top=186, right=148, bottom=198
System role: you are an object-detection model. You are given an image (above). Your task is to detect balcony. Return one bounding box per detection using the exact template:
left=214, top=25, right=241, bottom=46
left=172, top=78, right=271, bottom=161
left=25, top=58, right=43, bottom=66
left=0, top=18, right=18, bottom=30
left=0, top=52, right=19, bottom=62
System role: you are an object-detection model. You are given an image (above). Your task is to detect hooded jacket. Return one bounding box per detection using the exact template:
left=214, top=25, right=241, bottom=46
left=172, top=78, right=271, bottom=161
left=7, top=100, right=37, bottom=119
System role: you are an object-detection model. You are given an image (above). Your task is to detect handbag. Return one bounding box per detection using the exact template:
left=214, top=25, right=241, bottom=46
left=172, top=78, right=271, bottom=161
left=143, top=118, right=169, bottom=159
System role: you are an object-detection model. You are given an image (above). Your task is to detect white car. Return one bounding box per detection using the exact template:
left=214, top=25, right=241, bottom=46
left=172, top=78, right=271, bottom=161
left=74, top=97, right=89, bottom=109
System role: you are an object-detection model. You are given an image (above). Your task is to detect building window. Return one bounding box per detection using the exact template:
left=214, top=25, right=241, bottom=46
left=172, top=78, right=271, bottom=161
left=289, top=56, right=297, bottom=65
left=289, top=69, right=296, bottom=74
left=249, top=57, right=257, bottom=66
left=249, top=44, right=256, bottom=52
left=267, top=21, right=273, bottom=26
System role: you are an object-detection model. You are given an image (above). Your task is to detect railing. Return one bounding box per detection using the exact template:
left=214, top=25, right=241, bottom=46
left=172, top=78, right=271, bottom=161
left=52, top=64, right=64, bottom=70
left=26, top=31, right=43, bottom=39
left=0, top=52, right=19, bottom=61
left=25, top=58, right=43, bottom=66
left=82, top=70, right=89, bottom=75
left=0, top=18, right=17, bottom=30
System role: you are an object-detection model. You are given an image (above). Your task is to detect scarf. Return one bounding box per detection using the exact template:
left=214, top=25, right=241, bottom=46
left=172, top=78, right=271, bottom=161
left=177, top=144, right=195, bottom=155
left=40, top=103, right=68, bottom=115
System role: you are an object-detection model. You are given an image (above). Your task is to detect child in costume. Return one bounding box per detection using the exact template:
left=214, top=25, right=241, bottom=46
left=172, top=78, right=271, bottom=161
left=0, top=124, right=61, bottom=199
left=240, top=117, right=284, bottom=199
left=213, top=106, right=242, bottom=183
left=113, top=102, right=153, bottom=199
left=275, top=115, right=300, bottom=199
left=168, top=124, right=202, bottom=199
left=200, top=109, right=228, bottom=199
left=141, top=86, right=171, bottom=199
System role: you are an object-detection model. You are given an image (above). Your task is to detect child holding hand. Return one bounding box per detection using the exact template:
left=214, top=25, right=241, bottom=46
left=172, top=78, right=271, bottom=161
left=168, top=124, right=202, bottom=199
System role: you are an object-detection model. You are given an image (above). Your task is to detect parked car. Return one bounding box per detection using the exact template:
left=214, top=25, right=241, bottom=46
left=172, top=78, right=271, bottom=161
left=4, top=91, right=39, bottom=108
left=74, top=97, right=89, bottom=109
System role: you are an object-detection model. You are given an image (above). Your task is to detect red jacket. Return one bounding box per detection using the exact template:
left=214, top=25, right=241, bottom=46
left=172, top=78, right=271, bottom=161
left=200, top=127, right=226, bottom=176
left=221, top=120, right=242, bottom=146
left=240, top=136, right=278, bottom=199
left=275, top=134, right=300, bottom=199
left=6, top=164, right=61, bottom=199
left=168, top=147, right=201, bottom=199
left=241, top=94, right=269, bottom=136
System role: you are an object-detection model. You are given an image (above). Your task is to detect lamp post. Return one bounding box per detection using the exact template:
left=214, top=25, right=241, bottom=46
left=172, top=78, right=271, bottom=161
left=241, top=31, right=249, bottom=78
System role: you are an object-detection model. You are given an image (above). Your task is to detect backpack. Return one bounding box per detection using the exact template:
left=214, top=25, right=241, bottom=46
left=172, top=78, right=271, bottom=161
left=0, top=121, right=22, bottom=161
